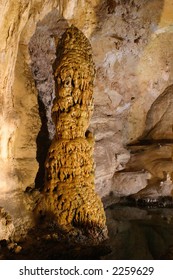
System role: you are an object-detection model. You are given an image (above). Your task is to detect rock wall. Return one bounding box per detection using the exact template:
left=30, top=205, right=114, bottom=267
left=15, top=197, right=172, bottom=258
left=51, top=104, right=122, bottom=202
left=0, top=0, right=173, bottom=238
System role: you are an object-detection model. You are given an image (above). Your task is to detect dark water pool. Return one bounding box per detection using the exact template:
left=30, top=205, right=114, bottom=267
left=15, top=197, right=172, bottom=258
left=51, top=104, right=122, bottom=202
left=103, top=205, right=173, bottom=259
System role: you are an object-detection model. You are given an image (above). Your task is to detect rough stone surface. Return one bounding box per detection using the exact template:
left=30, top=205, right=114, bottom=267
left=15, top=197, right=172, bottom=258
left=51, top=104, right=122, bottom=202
left=0, top=207, right=14, bottom=241
left=36, top=26, right=107, bottom=243
left=139, top=84, right=173, bottom=141
left=1, top=0, right=173, bottom=239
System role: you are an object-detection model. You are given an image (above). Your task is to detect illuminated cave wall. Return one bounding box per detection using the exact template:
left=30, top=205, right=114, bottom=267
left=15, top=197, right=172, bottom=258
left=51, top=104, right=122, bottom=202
left=1, top=0, right=173, bottom=238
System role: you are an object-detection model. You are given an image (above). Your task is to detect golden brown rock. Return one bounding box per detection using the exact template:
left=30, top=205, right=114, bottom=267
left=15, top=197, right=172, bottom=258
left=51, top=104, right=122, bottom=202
left=37, top=26, right=107, bottom=241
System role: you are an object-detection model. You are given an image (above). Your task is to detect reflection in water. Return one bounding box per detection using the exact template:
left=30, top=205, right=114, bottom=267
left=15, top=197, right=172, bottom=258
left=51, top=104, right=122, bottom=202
left=104, top=205, right=173, bottom=259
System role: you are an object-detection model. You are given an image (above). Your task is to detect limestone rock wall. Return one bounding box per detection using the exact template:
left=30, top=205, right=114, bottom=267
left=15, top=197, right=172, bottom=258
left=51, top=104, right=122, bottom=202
left=1, top=0, right=173, bottom=238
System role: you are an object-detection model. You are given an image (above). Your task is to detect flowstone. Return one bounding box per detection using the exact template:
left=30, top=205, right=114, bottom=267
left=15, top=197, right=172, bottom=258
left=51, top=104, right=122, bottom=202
left=36, top=26, right=107, bottom=243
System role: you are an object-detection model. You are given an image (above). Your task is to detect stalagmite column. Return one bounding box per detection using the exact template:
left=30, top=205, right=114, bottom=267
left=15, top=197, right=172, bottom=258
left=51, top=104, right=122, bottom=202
left=37, top=26, right=107, bottom=242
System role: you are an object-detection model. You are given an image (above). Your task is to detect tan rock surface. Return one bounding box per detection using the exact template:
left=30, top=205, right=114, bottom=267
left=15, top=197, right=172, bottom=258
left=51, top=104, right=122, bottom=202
left=36, top=26, right=107, bottom=241
left=0, top=207, right=14, bottom=241
left=1, top=0, right=173, bottom=238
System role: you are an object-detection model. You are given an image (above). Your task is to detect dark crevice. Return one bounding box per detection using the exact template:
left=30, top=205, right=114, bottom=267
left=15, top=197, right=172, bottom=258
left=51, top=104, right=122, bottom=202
left=127, top=139, right=173, bottom=147
left=35, top=95, right=51, bottom=190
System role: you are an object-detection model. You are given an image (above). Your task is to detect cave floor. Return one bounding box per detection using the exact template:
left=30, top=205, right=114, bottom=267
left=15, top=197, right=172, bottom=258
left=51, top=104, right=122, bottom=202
left=1, top=205, right=173, bottom=260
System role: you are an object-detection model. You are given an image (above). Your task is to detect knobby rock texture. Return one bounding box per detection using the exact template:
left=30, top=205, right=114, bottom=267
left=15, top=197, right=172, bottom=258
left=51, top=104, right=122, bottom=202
left=1, top=0, right=173, bottom=242
left=36, top=26, right=107, bottom=242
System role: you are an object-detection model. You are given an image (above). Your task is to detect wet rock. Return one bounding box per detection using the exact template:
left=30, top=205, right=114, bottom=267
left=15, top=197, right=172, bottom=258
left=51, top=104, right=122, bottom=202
left=128, top=196, right=173, bottom=208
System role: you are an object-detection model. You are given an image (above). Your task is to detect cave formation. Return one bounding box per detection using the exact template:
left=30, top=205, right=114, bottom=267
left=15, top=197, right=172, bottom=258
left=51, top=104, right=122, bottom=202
left=36, top=25, right=107, bottom=242
left=1, top=0, right=173, bottom=260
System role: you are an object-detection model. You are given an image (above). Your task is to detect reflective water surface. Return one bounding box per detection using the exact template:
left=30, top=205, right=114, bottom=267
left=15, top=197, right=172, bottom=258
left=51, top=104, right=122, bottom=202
left=104, top=205, right=173, bottom=259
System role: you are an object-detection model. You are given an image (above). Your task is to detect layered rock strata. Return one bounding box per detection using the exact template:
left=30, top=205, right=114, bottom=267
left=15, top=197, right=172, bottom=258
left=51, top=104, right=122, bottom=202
left=37, top=26, right=107, bottom=241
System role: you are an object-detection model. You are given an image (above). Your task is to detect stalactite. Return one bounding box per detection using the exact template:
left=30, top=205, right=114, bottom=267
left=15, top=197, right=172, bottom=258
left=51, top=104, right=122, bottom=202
left=36, top=25, right=107, bottom=242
